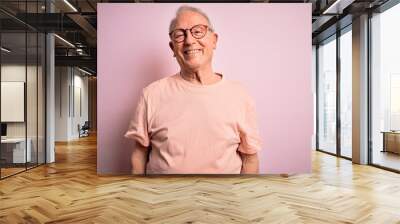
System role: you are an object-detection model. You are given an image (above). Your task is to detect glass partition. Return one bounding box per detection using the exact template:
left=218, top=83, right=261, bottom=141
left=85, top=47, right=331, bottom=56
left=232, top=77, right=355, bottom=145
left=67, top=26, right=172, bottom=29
left=0, top=1, right=46, bottom=179
left=1, top=31, right=28, bottom=177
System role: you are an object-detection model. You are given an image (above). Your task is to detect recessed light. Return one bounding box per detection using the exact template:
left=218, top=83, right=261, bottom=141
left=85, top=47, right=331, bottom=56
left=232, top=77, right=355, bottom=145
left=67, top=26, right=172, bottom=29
left=63, top=0, right=78, bottom=12
left=78, top=67, right=93, bottom=76
left=1, top=47, right=11, bottom=53
left=322, top=0, right=354, bottom=15
left=54, top=34, right=75, bottom=48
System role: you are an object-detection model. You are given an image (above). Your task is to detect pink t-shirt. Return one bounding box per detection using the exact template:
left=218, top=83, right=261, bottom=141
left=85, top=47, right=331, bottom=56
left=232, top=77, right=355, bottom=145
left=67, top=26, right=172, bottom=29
left=125, top=73, right=261, bottom=174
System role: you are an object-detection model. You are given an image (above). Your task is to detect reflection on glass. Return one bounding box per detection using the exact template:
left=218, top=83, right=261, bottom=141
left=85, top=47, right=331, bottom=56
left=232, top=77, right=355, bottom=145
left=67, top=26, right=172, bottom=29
left=371, top=3, right=400, bottom=171
left=340, top=29, right=352, bottom=158
left=318, top=37, right=337, bottom=154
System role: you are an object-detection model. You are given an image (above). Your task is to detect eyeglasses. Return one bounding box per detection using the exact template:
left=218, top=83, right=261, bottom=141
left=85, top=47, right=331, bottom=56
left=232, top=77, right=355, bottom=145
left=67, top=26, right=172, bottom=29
left=169, top=24, right=212, bottom=43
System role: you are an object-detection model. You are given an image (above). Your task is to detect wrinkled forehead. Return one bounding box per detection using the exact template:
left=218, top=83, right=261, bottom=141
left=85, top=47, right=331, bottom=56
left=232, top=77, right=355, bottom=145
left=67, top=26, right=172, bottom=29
left=174, top=11, right=210, bottom=29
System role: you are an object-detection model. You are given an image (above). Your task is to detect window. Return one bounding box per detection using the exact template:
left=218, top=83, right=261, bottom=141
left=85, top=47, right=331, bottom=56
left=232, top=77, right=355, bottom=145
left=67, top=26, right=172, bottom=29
left=339, top=28, right=352, bottom=158
left=317, top=36, right=337, bottom=154
left=371, top=2, right=400, bottom=171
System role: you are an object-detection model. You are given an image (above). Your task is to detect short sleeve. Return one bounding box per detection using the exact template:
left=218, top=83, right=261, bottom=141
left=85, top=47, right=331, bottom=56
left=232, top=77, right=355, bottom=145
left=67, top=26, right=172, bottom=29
left=124, top=91, right=150, bottom=147
left=238, top=96, right=262, bottom=154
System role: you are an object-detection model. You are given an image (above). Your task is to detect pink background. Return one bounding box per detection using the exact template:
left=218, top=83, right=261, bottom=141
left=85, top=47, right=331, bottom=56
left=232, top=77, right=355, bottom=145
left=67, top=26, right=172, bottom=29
left=97, top=3, right=312, bottom=174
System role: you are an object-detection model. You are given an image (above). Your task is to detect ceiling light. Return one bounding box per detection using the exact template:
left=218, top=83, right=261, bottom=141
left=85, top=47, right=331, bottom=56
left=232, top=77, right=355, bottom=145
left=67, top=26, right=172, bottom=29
left=1, top=47, right=11, bottom=53
left=78, top=67, right=93, bottom=76
left=322, top=0, right=354, bottom=15
left=54, top=34, right=75, bottom=48
left=63, top=0, right=78, bottom=12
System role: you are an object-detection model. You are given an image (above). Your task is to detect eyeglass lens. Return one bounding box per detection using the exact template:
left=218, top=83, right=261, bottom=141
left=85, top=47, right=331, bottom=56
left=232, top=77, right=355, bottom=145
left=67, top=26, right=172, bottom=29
left=171, top=25, right=207, bottom=42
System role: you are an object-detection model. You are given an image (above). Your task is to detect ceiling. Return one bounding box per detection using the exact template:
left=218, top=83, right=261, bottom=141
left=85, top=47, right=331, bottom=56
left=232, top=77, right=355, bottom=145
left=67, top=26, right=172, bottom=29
left=0, top=0, right=393, bottom=75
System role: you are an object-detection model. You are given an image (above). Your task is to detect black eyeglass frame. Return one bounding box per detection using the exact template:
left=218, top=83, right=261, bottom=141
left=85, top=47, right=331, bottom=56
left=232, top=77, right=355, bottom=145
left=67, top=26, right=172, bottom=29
left=169, top=24, right=213, bottom=43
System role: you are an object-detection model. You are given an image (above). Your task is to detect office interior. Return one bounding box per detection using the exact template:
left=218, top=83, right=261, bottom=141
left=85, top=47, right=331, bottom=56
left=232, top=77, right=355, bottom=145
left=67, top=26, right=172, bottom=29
left=0, top=0, right=97, bottom=179
left=0, top=0, right=399, bottom=222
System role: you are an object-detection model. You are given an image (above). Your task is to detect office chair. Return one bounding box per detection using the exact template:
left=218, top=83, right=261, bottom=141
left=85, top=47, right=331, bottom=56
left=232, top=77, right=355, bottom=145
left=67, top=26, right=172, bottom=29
left=79, top=121, right=90, bottom=138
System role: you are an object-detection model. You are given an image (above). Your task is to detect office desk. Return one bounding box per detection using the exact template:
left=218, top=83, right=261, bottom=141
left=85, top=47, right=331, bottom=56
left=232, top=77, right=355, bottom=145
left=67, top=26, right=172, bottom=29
left=1, top=138, right=31, bottom=163
left=382, top=131, right=400, bottom=154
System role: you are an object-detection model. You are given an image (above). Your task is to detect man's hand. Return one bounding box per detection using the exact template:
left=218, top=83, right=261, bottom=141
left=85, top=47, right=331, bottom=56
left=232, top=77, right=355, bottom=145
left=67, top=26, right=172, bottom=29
left=131, top=143, right=149, bottom=174
left=240, top=152, right=259, bottom=174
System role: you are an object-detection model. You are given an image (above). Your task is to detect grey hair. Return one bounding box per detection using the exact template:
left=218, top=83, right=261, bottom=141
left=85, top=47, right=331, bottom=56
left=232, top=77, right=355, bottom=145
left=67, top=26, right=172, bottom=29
left=169, top=6, right=215, bottom=33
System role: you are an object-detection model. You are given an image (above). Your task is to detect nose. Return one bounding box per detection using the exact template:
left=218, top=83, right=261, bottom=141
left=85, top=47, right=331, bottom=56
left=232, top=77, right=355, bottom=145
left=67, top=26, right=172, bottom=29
left=184, top=29, right=196, bottom=45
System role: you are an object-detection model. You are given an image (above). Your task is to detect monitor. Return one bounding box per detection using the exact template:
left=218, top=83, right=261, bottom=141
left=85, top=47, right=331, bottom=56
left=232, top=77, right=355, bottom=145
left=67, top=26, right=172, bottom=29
left=1, top=123, right=7, bottom=137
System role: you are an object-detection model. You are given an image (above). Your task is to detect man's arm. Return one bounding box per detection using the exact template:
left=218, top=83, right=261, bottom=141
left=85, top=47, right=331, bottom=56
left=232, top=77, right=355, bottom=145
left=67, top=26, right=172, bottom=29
left=240, top=152, right=259, bottom=174
left=131, top=143, right=149, bottom=174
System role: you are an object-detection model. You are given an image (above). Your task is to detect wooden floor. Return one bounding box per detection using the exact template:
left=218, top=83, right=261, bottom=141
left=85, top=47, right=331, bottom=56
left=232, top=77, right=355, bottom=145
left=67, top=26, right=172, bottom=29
left=1, top=135, right=400, bottom=223
left=0, top=167, right=26, bottom=178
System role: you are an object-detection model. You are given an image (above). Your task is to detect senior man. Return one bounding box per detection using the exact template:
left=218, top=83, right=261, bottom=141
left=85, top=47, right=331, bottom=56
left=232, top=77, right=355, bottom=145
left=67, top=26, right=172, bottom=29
left=125, top=6, right=261, bottom=174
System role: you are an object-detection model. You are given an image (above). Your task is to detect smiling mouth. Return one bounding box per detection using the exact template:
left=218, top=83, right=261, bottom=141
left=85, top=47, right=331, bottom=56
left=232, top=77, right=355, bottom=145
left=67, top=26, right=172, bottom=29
left=184, top=49, right=203, bottom=56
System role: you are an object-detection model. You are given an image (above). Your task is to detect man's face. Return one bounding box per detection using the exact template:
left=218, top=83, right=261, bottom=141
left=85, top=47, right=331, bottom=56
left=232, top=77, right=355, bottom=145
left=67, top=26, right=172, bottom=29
left=169, top=11, right=218, bottom=71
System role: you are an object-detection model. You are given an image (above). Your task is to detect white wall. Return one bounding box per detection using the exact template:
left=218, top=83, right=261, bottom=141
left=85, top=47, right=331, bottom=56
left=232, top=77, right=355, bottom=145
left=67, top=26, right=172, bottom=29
left=1, top=65, right=41, bottom=137
left=72, top=73, right=89, bottom=138
left=55, top=67, right=89, bottom=141
left=1, top=66, right=26, bottom=134
left=55, top=66, right=70, bottom=141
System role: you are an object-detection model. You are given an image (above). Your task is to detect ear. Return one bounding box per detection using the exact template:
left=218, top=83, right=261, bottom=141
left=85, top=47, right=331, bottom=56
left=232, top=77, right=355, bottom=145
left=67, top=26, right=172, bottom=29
left=169, top=41, right=176, bottom=57
left=213, top=33, right=218, bottom=49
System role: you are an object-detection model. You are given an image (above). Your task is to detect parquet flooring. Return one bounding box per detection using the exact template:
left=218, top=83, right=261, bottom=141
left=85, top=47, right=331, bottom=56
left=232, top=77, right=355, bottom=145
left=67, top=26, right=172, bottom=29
left=1, top=134, right=400, bottom=223
left=1, top=167, right=26, bottom=178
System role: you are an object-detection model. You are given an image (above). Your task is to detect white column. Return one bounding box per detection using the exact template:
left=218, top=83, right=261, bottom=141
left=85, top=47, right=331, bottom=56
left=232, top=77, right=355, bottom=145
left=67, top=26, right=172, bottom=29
left=45, top=0, right=55, bottom=163
left=46, top=33, right=55, bottom=163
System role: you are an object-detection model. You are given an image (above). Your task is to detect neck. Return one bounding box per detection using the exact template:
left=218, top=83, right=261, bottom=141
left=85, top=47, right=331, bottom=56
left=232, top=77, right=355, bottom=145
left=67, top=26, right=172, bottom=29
left=180, top=66, right=221, bottom=85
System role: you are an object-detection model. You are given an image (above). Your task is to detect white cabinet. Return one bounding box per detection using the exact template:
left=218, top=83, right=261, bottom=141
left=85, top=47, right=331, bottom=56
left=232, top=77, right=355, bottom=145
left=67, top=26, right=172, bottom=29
left=1, top=138, right=32, bottom=163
